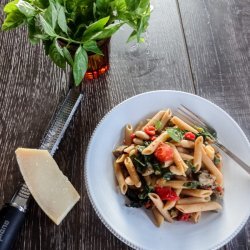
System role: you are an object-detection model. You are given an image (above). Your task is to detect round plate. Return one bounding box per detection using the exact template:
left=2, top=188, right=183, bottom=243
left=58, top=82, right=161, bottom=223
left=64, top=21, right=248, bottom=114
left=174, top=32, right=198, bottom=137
left=84, top=90, right=250, bottom=250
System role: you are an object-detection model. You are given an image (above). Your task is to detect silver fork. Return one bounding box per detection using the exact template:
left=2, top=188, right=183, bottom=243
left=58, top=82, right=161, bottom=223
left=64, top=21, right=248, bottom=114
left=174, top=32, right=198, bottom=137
left=176, top=105, right=250, bottom=175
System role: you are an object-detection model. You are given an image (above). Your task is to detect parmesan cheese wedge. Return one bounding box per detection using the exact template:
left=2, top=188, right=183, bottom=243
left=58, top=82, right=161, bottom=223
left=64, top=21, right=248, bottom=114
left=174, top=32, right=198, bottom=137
left=15, top=148, right=80, bottom=225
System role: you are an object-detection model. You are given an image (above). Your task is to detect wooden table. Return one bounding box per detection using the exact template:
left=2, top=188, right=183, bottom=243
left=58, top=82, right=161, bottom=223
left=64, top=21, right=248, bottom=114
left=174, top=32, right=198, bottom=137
left=0, top=0, right=249, bottom=249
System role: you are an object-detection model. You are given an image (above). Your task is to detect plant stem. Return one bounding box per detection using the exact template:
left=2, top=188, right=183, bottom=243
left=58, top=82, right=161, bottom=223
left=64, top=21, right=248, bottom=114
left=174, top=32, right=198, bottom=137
left=57, top=35, right=82, bottom=45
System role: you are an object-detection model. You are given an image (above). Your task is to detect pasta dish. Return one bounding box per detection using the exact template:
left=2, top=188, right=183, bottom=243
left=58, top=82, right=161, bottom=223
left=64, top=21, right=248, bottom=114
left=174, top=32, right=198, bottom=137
left=112, top=109, right=224, bottom=226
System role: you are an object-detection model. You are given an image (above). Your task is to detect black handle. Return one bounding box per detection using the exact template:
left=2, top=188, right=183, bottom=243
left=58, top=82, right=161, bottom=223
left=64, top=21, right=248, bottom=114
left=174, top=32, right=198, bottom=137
left=0, top=205, right=26, bottom=250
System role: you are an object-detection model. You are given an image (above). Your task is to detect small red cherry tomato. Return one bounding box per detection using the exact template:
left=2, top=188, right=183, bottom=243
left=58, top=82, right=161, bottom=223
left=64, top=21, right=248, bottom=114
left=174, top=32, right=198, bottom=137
left=155, top=186, right=179, bottom=201
left=144, top=125, right=156, bottom=136
left=130, top=133, right=136, bottom=139
left=154, top=142, right=174, bottom=162
left=178, top=213, right=191, bottom=221
left=184, top=132, right=196, bottom=141
left=216, top=186, right=223, bottom=192
left=151, top=136, right=156, bottom=141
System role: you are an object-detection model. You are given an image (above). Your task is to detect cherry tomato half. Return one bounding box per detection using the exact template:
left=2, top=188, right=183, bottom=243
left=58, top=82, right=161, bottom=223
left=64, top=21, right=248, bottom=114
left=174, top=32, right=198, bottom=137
left=155, top=186, right=179, bottom=201
left=154, top=142, right=174, bottom=162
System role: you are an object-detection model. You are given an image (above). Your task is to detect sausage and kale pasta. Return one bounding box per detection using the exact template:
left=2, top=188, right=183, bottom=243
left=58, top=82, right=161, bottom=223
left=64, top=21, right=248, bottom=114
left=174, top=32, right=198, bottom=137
left=112, top=109, right=224, bottom=227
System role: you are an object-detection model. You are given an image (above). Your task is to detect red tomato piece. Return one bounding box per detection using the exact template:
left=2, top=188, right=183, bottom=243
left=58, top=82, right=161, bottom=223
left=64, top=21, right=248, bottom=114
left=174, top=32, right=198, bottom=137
left=154, top=142, right=174, bottom=162
left=144, top=125, right=156, bottom=136
left=155, top=186, right=179, bottom=201
left=178, top=213, right=191, bottom=221
left=216, top=186, right=223, bottom=192
left=150, top=136, right=156, bottom=141
left=184, top=132, right=196, bottom=141
left=130, top=133, right=136, bottom=139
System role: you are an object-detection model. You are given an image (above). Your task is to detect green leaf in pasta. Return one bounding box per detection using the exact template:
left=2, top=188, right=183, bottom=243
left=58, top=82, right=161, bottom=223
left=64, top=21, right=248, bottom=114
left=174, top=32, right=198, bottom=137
left=73, top=46, right=88, bottom=86
left=183, top=181, right=200, bottom=189
left=166, top=128, right=185, bottom=142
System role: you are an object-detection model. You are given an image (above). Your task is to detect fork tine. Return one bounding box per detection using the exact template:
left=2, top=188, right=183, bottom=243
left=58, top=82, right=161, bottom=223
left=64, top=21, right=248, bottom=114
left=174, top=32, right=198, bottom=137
left=175, top=109, right=200, bottom=128
left=180, top=105, right=208, bottom=128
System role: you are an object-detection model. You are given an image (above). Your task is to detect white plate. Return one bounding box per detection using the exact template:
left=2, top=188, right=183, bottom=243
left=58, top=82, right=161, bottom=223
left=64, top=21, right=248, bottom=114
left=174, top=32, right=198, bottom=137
left=84, top=90, right=250, bottom=250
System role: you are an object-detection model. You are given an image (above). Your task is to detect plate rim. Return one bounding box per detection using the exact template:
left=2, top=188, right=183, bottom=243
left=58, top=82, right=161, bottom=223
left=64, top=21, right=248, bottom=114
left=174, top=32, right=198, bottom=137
left=84, top=90, right=250, bottom=250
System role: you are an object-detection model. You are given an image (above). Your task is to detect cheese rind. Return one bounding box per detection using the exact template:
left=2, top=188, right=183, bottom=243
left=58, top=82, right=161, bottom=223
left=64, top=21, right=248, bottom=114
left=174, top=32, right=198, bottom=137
left=15, top=148, right=80, bottom=225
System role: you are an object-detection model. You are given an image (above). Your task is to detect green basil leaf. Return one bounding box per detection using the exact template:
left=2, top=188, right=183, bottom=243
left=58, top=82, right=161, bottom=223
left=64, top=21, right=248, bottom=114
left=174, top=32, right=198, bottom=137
left=57, top=5, right=68, bottom=34
left=43, top=2, right=57, bottom=29
left=27, top=18, right=43, bottom=44
left=183, top=181, right=200, bottom=189
left=82, top=40, right=103, bottom=55
left=83, top=16, right=110, bottom=41
left=39, top=14, right=56, bottom=37
left=155, top=120, right=163, bottom=131
left=43, top=40, right=53, bottom=55
left=16, top=1, right=36, bottom=18
left=166, top=128, right=184, bottom=142
left=49, top=40, right=66, bottom=68
left=127, top=30, right=137, bottom=42
left=73, top=46, right=88, bottom=86
left=125, top=0, right=140, bottom=11
left=2, top=10, right=25, bottom=30
left=92, top=23, right=123, bottom=40
left=62, top=47, right=74, bottom=66
left=3, top=0, right=19, bottom=14
left=138, top=0, right=150, bottom=11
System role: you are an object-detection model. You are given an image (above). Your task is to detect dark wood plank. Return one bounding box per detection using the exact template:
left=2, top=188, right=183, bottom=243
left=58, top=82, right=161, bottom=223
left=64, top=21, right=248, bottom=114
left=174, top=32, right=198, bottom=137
left=178, top=0, right=250, bottom=249
left=0, top=0, right=194, bottom=249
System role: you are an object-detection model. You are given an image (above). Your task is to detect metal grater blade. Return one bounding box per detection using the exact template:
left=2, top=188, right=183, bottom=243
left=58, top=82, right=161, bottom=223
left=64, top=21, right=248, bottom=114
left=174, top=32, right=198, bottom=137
left=40, top=89, right=83, bottom=156
left=10, top=88, right=83, bottom=211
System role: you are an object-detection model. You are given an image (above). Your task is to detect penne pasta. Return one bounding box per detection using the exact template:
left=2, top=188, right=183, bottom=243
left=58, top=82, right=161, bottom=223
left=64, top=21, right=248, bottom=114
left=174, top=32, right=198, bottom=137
left=159, top=109, right=172, bottom=129
left=171, top=116, right=199, bottom=134
left=113, top=108, right=224, bottom=227
left=169, top=144, right=188, bottom=176
left=151, top=206, right=164, bottom=227
left=181, top=189, right=213, bottom=198
left=125, top=176, right=135, bottom=186
left=176, top=201, right=222, bottom=213
left=124, top=124, right=133, bottom=145
left=191, top=212, right=201, bottom=223
left=116, top=153, right=126, bottom=163
left=177, top=196, right=210, bottom=205
left=124, top=157, right=141, bottom=188
left=142, top=132, right=170, bottom=155
left=205, top=145, right=215, bottom=160
left=148, top=193, right=173, bottom=223
left=193, top=136, right=203, bottom=172
left=156, top=179, right=187, bottom=189
left=179, top=152, right=194, bottom=161
left=123, top=144, right=135, bottom=154
left=202, top=147, right=223, bottom=186
left=142, top=110, right=165, bottom=130
left=114, top=162, right=127, bottom=195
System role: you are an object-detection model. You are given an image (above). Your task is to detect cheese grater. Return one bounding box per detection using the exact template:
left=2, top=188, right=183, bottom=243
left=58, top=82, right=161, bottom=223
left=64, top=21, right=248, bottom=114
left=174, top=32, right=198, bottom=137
left=0, top=88, right=83, bottom=250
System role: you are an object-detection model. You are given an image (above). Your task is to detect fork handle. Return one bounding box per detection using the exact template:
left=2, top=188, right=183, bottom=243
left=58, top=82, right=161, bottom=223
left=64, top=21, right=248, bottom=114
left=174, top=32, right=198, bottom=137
left=215, top=141, right=250, bottom=175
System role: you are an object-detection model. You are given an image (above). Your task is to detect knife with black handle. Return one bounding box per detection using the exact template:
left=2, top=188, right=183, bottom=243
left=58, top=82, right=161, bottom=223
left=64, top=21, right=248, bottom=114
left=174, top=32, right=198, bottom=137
left=0, top=88, right=83, bottom=250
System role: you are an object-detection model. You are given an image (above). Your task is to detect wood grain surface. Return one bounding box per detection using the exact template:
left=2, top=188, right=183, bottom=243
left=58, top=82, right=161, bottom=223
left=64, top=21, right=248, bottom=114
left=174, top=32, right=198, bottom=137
left=178, top=0, right=250, bottom=249
left=0, top=0, right=249, bottom=249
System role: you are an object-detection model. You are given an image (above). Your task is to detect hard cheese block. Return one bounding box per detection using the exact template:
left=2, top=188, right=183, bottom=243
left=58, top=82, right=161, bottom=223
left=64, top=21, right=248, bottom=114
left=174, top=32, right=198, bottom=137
left=15, top=148, right=80, bottom=225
